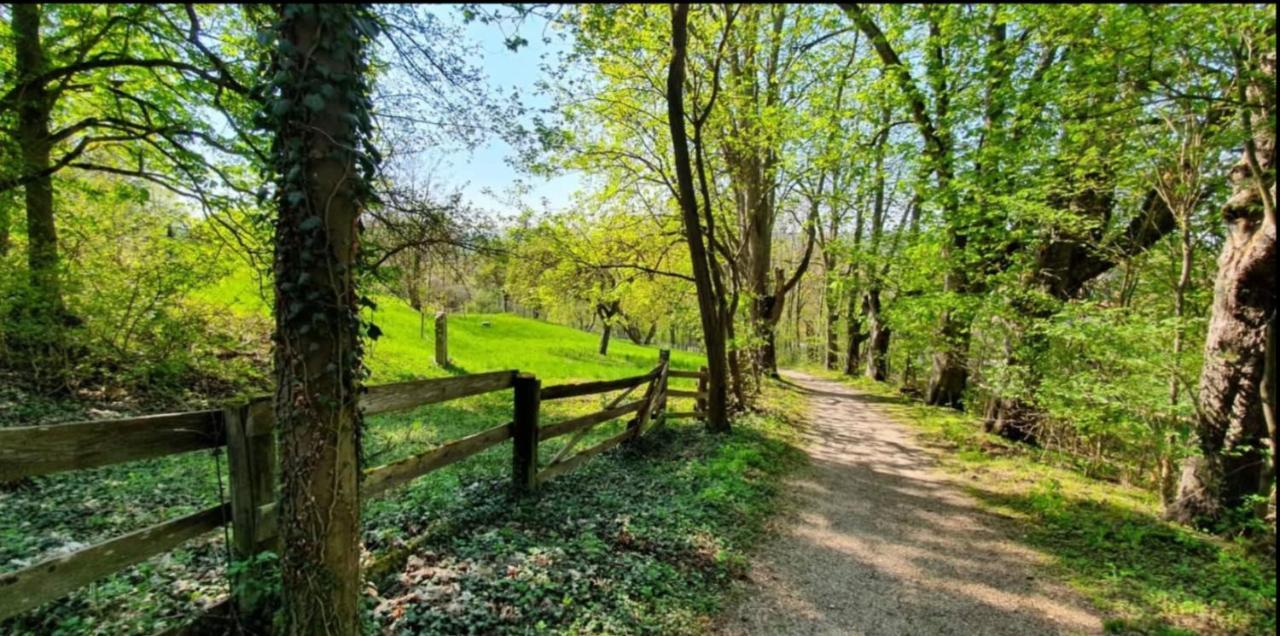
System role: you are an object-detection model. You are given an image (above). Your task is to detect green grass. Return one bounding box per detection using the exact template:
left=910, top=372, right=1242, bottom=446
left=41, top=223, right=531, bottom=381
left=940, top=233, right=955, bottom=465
left=196, top=260, right=704, bottom=385
left=800, top=367, right=1276, bottom=636
left=4, top=269, right=811, bottom=635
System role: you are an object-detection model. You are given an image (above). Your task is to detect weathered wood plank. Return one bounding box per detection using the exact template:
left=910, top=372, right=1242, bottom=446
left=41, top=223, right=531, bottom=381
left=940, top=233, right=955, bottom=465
left=254, top=502, right=279, bottom=546
left=0, top=503, right=229, bottom=621
left=363, top=422, right=513, bottom=497
left=361, top=370, right=517, bottom=416
left=666, top=389, right=707, bottom=399
left=667, top=369, right=704, bottom=379
left=225, top=405, right=277, bottom=567
left=535, top=426, right=635, bottom=485
left=665, top=411, right=704, bottom=419
left=539, top=370, right=658, bottom=401
left=0, top=411, right=225, bottom=481
left=633, top=351, right=669, bottom=438
left=540, top=401, right=645, bottom=441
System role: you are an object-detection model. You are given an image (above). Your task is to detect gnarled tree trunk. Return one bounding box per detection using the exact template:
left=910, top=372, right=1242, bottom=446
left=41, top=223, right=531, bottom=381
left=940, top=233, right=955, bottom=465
left=1169, top=47, right=1276, bottom=527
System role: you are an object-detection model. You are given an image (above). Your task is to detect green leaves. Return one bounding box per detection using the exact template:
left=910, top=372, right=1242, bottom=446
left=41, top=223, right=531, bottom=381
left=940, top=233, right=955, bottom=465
left=302, top=93, right=326, bottom=112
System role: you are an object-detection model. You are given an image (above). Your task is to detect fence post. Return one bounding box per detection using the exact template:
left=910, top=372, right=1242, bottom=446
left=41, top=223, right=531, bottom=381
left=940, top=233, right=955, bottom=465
left=512, top=373, right=541, bottom=493
left=655, top=349, right=671, bottom=425
left=224, top=397, right=277, bottom=613
left=434, top=311, right=448, bottom=367
left=696, top=366, right=708, bottom=419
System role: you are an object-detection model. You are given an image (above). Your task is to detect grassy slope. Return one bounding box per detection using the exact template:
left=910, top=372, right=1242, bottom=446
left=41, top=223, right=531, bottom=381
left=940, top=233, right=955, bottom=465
left=4, top=270, right=807, bottom=635
left=800, top=367, right=1275, bottom=636
left=200, top=262, right=705, bottom=384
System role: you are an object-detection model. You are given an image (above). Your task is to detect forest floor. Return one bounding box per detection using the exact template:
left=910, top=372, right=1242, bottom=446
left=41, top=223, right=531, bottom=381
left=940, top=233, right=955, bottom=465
left=719, top=371, right=1102, bottom=635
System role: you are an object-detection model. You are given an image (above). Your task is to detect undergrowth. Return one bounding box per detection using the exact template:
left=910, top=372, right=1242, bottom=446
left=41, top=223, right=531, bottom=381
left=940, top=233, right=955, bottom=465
left=1, top=311, right=809, bottom=635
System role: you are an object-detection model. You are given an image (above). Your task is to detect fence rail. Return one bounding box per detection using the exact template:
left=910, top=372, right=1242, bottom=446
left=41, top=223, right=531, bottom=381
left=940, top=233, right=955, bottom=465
left=0, top=352, right=708, bottom=625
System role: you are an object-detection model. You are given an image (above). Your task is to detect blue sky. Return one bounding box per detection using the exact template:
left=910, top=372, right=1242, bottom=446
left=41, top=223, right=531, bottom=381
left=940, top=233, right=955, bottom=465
left=426, top=9, right=580, bottom=218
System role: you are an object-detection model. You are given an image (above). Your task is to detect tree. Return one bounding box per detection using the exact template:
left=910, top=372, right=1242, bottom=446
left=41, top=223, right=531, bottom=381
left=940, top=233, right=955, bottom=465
left=844, top=4, right=975, bottom=407
left=718, top=4, right=818, bottom=378
left=668, top=2, right=730, bottom=431
left=267, top=4, right=378, bottom=632
left=1170, top=34, right=1275, bottom=527
left=2, top=4, right=256, bottom=365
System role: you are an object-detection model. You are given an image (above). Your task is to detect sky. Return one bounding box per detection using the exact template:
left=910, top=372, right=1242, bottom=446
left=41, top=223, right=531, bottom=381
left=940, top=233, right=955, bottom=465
left=422, top=8, right=581, bottom=218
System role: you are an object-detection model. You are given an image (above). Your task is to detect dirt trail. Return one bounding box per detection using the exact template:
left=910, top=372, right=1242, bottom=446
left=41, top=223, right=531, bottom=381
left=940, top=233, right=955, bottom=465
left=718, top=371, right=1102, bottom=636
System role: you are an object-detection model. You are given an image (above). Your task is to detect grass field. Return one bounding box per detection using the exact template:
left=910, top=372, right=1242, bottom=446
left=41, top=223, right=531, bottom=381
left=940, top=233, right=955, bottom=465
left=2, top=273, right=813, bottom=634
left=802, top=367, right=1276, bottom=636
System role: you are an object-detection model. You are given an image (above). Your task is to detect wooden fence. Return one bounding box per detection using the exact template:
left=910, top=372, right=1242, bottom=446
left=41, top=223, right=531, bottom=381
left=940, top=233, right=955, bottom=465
left=0, top=351, right=709, bottom=625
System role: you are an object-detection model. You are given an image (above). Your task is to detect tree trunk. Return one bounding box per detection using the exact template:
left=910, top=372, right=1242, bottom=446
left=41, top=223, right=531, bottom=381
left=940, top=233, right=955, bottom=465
left=758, top=318, right=778, bottom=376
left=1169, top=47, right=1276, bottom=527
left=927, top=305, right=970, bottom=409
left=13, top=3, right=65, bottom=324
left=1160, top=215, right=1195, bottom=506
left=0, top=191, right=12, bottom=256
left=599, top=322, right=612, bottom=356
left=863, top=289, right=889, bottom=381
left=667, top=3, right=729, bottom=432
left=273, top=6, right=371, bottom=633
left=844, top=288, right=865, bottom=376
left=825, top=270, right=840, bottom=370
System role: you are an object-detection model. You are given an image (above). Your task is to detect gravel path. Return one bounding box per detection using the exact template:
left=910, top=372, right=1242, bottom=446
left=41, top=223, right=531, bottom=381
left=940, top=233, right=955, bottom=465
left=718, top=371, right=1102, bottom=636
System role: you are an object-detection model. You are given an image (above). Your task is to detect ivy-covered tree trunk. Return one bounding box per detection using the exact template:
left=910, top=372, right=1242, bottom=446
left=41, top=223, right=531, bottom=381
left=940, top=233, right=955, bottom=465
left=1170, top=47, right=1276, bottom=527
left=270, top=5, right=376, bottom=633
left=13, top=3, right=65, bottom=327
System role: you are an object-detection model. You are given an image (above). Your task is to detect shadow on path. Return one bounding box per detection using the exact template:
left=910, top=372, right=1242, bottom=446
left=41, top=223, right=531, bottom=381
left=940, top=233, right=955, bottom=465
left=718, top=371, right=1102, bottom=636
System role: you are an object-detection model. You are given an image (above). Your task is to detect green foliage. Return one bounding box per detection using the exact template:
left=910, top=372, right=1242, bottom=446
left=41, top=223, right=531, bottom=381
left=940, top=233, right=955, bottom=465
left=1, top=312, right=722, bottom=634
left=0, top=178, right=267, bottom=398
left=368, top=385, right=805, bottom=635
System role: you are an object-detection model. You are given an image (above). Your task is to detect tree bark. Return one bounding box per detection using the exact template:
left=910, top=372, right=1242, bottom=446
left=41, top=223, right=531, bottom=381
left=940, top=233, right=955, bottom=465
left=667, top=2, right=729, bottom=432
left=13, top=3, right=65, bottom=323
left=864, top=289, right=890, bottom=381
left=599, top=322, right=612, bottom=356
left=926, top=307, right=970, bottom=409
left=1169, top=47, right=1276, bottom=527
left=273, top=6, right=371, bottom=633
left=825, top=278, right=840, bottom=370
left=843, top=288, right=865, bottom=376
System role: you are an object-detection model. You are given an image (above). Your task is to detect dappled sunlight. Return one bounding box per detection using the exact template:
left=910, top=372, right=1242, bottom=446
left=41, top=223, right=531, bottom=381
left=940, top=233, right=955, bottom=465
left=720, top=372, right=1103, bottom=635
